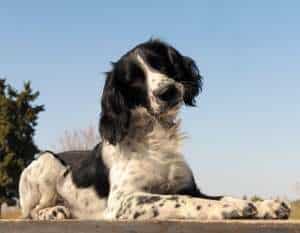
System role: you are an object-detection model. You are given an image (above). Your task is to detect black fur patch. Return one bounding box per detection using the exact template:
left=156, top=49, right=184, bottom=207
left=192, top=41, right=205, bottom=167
left=52, top=211, right=57, bottom=217
left=57, top=143, right=110, bottom=197
left=57, top=207, right=68, bottom=218
left=177, top=176, right=223, bottom=201
left=133, top=211, right=146, bottom=219
left=159, top=202, right=165, bottom=207
left=175, top=203, right=181, bottom=208
left=136, top=196, right=161, bottom=205
left=62, top=168, right=70, bottom=177
left=116, top=200, right=127, bottom=219
left=152, top=207, right=159, bottom=218
left=167, top=196, right=179, bottom=201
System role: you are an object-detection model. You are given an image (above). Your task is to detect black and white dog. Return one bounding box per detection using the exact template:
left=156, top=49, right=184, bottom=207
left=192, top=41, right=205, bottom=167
left=19, top=39, right=291, bottom=220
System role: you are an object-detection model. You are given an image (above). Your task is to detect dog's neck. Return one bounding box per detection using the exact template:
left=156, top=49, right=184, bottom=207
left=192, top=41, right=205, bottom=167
left=102, top=107, right=185, bottom=168
left=126, top=107, right=184, bottom=151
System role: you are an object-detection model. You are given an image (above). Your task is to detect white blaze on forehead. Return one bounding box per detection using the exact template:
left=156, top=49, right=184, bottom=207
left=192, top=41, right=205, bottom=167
left=136, top=54, right=174, bottom=92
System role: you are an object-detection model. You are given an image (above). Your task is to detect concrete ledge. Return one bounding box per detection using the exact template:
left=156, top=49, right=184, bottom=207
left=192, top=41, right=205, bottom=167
left=1, top=220, right=300, bottom=233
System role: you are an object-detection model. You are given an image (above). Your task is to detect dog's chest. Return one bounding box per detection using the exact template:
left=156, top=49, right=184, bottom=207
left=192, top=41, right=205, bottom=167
left=104, top=140, right=193, bottom=194
left=102, top=120, right=194, bottom=193
left=110, top=157, right=193, bottom=194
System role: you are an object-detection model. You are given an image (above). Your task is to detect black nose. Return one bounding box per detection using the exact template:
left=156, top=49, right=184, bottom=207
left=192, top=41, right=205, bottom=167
left=157, top=84, right=181, bottom=106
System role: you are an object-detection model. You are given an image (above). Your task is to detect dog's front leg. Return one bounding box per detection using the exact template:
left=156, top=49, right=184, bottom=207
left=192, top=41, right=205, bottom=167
left=104, top=190, right=257, bottom=220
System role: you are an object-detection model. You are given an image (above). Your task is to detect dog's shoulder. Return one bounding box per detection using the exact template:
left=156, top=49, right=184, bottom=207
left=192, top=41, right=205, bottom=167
left=57, top=143, right=110, bottom=197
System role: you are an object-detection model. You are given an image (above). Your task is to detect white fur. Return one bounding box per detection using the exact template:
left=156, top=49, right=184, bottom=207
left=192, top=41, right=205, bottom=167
left=18, top=52, right=291, bottom=220
left=56, top=173, right=107, bottom=219
left=19, top=152, right=66, bottom=218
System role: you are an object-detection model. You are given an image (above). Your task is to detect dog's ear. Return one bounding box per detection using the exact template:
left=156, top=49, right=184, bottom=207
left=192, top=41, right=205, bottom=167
left=99, top=71, right=130, bottom=145
left=167, top=46, right=203, bottom=106
left=181, top=56, right=203, bottom=106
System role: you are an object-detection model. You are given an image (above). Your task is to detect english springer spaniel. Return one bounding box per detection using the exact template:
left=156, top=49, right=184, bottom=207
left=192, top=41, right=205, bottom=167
left=19, top=39, right=291, bottom=220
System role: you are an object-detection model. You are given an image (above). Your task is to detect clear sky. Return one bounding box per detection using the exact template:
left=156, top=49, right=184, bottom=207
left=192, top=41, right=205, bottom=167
left=1, top=0, right=299, bottom=200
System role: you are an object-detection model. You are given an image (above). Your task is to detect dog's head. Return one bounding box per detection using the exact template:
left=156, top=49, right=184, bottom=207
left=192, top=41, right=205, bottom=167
left=100, top=39, right=202, bottom=145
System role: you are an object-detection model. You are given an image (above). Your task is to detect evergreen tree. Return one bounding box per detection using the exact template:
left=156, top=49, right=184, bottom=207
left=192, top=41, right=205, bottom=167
left=0, top=79, right=44, bottom=202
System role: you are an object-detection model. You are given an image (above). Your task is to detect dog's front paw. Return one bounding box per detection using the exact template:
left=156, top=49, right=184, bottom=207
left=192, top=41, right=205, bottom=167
left=221, top=197, right=257, bottom=219
left=37, top=206, right=71, bottom=220
left=255, top=200, right=291, bottom=219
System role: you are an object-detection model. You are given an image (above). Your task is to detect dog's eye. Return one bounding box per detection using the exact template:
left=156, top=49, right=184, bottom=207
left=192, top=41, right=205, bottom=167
left=129, top=64, right=145, bottom=86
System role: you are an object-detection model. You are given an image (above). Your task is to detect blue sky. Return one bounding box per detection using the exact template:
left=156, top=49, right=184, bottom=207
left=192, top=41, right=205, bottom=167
left=1, top=0, right=299, bottom=199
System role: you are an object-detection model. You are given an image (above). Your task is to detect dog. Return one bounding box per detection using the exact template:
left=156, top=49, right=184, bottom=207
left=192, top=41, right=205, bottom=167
left=19, top=39, right=291, bottom=220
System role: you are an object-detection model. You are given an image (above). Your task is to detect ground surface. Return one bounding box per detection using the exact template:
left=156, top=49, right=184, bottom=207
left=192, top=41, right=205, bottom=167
left=1, top=220, right=300, bottom=233
left=291, top=200, right=300, bottom=219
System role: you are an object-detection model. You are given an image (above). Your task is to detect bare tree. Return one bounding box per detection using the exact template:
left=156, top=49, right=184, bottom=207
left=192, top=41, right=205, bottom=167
left=54, top=125, right=100, bottom=152
left=295, top=182, right=300, bottom=197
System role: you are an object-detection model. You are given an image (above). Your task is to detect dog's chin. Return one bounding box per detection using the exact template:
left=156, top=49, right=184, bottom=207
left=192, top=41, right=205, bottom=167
left=152, top=101, right=182, bottom=128
left=137, top=93, right=183, bottom=125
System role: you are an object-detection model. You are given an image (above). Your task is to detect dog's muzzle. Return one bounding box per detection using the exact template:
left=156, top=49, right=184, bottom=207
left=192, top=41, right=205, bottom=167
left=155, top=83, right=183, bottom=107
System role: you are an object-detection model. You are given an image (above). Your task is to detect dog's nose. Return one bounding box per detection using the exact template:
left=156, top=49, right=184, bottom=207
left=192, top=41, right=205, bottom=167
left=157, top=85, right=183, bottom=108
left=157, top=84, right=182, bottom=104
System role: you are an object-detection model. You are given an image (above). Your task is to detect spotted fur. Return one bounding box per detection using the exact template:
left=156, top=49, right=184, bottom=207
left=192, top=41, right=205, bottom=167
left=19, top=39, right=291, bottom=220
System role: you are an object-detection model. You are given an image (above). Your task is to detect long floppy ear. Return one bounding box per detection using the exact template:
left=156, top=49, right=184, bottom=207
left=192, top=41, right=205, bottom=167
left=167, top=46, right=203, bottom=106
left=99, top=71, right=130, bottom=145
left=181, top=56, right=203, bottom=106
